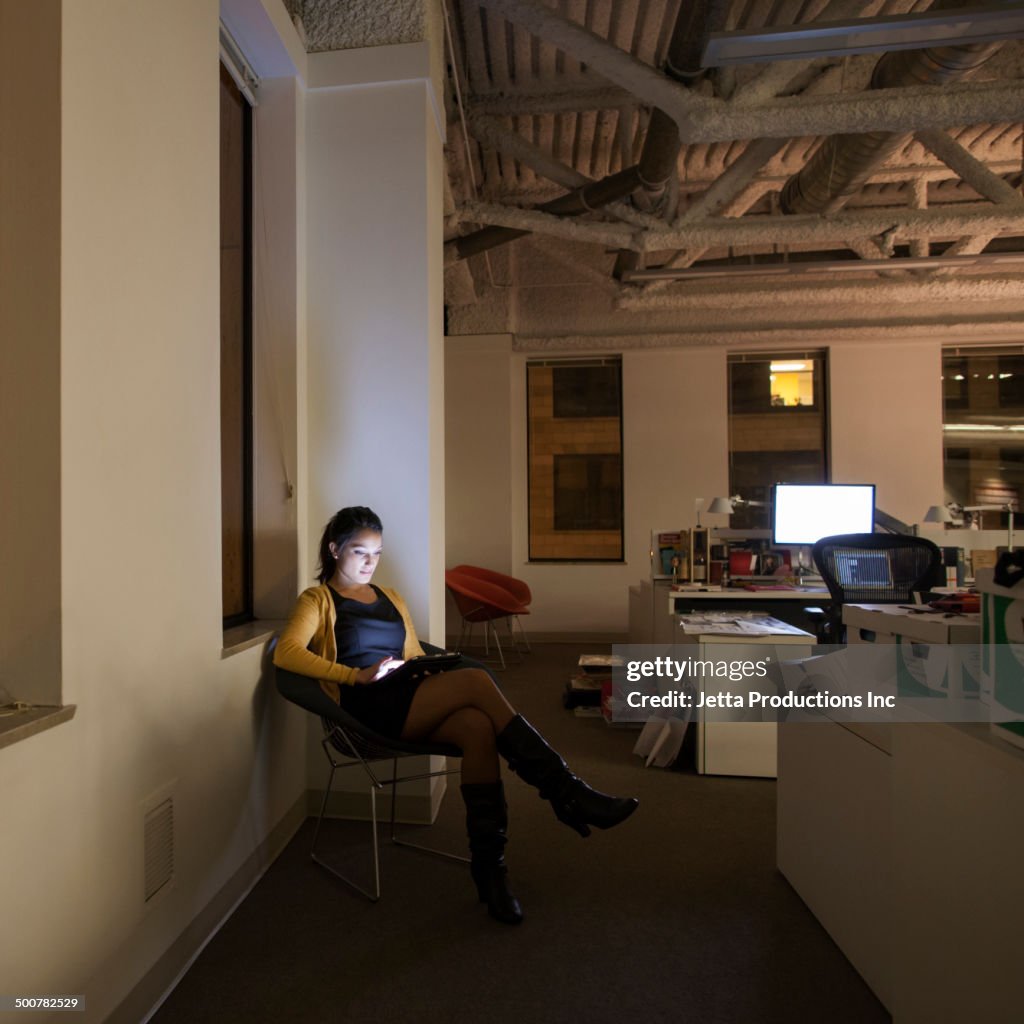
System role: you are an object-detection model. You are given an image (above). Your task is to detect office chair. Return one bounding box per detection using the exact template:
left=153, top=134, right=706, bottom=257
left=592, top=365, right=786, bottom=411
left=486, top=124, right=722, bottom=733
left=812, top=533, right=943, bottom=642
left=450, top=564, right=532, bottom=653
left=444, top=570, right=528, bottom=669
left=275, top=662, right=468, bottom=902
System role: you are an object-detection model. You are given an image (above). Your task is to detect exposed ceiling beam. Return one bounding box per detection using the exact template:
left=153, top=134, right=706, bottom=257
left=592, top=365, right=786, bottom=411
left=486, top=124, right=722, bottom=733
left=688, top=79, right=1024, bottom=144
left=512, top=319, right=1024, bottom=352
left=455, top=199, right=1024, bottom=252
left=470, top=0, right=1024, bottom=144
left=916, top=128, right=1024, bottom=207
left=622, top=253, right=1024, bottom=282
left=727, top=0, right=876, bottom=106
left=649, top=203, right=1024, bottom=250
left=466, top=112, right=587, bottom=191
left=702, top=4, right=1024, bottom=66
left=463, top=112, right=662, bottom=230
left=909, top=178, right=930, bottom=260
left=614, top=275, right=1024, bottom=311
left=669, top=159, right=1023, bottom=194
left=641, top=140, right=786, bottom=290
left=474, top=0, right=701, bottom=119
left=674, top=138, right=788, bottom=226
left=471, top=85, right=636, bottom=116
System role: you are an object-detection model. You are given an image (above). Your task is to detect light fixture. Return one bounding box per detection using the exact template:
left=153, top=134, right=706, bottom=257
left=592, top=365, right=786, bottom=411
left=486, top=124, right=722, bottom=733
left=924, top=501, right=1016, bottom=548
left=701, top=4, right=1024, bottom=67
left=708, top=494, right=767, bottom=514
left=966, top=504, right=1016, bottom=550
left=923, top=504, right=955, bottom=524
left=620, top=252, right=1024, bottom=284
left=943, top=423, right=1024, bottom=432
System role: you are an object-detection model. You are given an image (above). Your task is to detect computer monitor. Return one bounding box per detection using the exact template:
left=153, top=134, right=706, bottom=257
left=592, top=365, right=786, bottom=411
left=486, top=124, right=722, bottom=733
left=771, top=483, right=876, bottom=546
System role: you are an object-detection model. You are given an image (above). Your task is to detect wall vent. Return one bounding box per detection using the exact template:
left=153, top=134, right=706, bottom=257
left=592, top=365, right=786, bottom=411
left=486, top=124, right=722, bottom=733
left=143, top=797, right=174, bottom=902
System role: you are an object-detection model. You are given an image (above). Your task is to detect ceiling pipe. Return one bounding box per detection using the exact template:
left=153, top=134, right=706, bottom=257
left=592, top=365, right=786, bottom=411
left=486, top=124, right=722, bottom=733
left=611, top=1, right=718, bottom=279
left=448, top=166, right=644, bottom=261
left=779, top=1, right=1007, bottom=215
left=449, top=1, right=713, bottom=265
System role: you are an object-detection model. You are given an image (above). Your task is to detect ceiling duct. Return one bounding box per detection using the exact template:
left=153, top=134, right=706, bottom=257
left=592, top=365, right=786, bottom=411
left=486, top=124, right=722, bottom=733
left=779, top=2, right=1007, bottom=215
left=449, top=0, right=714, bottom=265
left=448, top=166, right=644, bottom=261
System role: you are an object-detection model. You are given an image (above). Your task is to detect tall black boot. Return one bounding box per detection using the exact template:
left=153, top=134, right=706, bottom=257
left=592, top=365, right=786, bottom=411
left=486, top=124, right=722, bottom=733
left=460, top=781, right=523, bottom=925
left=496, top=715, right=639, bottom=838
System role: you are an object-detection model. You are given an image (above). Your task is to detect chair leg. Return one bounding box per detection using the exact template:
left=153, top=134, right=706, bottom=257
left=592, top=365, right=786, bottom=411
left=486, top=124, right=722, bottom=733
left=312, top=756, right=468, bottom=902
left=388, top=756, right=470, bottom=866
left=505, top=617, right=528, bottom=660
left=310, top=762, right=384, bottom=902
left=488, top=622, right=506, bottom=669
left=514, top=614, right=531, bottom=653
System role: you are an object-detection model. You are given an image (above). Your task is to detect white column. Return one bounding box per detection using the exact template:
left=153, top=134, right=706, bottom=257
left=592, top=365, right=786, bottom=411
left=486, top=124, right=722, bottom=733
left=305, top=44, right=445, bottom=643
left=830, top=341, right=943, bottom=525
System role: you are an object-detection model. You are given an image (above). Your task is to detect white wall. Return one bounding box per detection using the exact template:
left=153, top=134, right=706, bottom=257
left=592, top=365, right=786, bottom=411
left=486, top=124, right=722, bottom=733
left=445, top=337, right=948, bottom=635
left=444, top=342, right=729, bottom=635
left=305, top=54, right=445, bottom=641
left=445, top=334, right=514, bottom=572
left=303, top=48, right=447, bottom=800
left=253, top=75, right=304, bottom=618
left=0, top=3, right=309, bottom=1019
left=830, top=340, right=944, bottom=525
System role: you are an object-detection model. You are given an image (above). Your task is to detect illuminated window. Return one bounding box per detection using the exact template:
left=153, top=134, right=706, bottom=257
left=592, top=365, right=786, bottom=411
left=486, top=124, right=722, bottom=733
left=942, top=346, right=1024, bottom=528
left=727, top=352, right=828, bottom=530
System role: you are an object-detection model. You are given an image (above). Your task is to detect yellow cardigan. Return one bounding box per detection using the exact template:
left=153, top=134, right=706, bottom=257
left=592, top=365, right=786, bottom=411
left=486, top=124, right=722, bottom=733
left=273, top=583, right=426, bottom=704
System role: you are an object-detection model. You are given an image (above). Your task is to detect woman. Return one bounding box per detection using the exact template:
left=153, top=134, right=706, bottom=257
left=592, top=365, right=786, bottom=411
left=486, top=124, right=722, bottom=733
left=274, top=506, right=638, bottom=925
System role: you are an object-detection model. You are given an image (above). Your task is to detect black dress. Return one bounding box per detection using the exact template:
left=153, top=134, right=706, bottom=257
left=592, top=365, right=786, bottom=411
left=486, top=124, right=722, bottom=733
left=330, top=585, right=430, bottom=738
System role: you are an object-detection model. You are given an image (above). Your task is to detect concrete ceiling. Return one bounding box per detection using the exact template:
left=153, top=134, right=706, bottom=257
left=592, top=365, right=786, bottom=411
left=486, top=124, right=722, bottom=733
left=293, top=0, right=1024, bottom=349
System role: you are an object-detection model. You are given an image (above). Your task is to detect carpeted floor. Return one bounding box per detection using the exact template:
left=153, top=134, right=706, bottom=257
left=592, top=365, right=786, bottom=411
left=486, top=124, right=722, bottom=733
left=150, top=643, right=889, bottom=1024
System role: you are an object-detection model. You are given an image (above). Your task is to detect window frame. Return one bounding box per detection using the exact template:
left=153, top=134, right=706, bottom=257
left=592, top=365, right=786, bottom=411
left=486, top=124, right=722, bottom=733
left=526, top=357, right=625, bottom=563
left=727, top=350, right=830, bottom=531
left=220, top=61, right=255, bottom=629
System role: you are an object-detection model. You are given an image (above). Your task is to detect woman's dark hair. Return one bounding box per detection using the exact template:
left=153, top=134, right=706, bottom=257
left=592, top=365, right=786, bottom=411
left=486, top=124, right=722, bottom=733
left=316, top=506, right=384, bottom=583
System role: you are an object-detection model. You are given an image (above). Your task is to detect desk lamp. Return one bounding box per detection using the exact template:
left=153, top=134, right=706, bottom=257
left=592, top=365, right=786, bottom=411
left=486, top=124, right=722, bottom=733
left=708, top=494, right=766, bottom=514
left=924, top=502, right=1015, bottom=549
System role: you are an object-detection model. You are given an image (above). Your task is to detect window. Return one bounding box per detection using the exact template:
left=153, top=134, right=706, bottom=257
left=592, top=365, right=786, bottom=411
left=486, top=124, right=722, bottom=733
left=527, top=359, right=624, bottom=561
left=942, top=345, right=1024, bottom=530
left=220, top=63, right=253, bottom=627
left=727, top=352, right=829, bottom=530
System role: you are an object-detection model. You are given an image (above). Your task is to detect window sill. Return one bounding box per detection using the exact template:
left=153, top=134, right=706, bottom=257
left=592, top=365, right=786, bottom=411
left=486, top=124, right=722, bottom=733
left=222, top=619, right=286, bottom=659
left=0, top=704, right=77, bottom=752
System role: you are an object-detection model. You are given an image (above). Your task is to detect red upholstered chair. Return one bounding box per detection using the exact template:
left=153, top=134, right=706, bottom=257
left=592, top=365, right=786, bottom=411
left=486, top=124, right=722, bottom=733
left=451, top=565, right=532, bottom=654
left=444, top=570, right=528, bottom=669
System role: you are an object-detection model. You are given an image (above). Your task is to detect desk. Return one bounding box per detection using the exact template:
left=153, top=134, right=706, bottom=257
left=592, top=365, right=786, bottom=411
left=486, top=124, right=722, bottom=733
left=843, top=603, right=982, bottom=706
left=677, top=616, right=815, bottom=777
left=669, top=586, right=830, bottom=632
left=776, top=606, right=1023, bottom=1021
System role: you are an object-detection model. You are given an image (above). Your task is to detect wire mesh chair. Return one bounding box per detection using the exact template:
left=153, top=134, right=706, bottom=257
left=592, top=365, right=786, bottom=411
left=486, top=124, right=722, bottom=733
left=275, top=665, right=468, bottom=902
left=812, top=533, right=943, bottom=641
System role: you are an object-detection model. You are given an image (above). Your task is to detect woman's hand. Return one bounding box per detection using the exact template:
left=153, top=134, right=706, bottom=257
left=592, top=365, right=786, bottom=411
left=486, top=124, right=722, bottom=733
left=354, top=656, right=405, bottom=684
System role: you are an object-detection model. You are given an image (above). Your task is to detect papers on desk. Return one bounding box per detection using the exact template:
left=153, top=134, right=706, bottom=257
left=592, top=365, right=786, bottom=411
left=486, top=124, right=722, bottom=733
left=677, top=613, right=812, bottom=637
